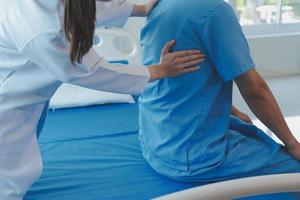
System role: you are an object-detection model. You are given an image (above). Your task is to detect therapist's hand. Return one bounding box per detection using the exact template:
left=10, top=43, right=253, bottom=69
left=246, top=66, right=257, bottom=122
left=132, top=0, right=158, bottom=17
left=148, top=40, right=204, bottom=81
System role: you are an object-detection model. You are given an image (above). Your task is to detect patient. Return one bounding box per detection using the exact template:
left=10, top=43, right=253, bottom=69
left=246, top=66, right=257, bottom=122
left=138, top=0, right=300, bottom=182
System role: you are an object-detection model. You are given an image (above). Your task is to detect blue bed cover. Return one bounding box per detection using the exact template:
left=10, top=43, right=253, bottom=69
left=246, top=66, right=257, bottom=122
left=25, top=103, right=299, bottom=200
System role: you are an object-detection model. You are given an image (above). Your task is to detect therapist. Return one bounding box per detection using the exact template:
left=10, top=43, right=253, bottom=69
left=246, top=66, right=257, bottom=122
left=0, top=0, right=204, bottom=199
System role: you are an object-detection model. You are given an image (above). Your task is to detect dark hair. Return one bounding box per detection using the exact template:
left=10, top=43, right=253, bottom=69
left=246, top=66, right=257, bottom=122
left=63, top=0, right=96, bottom=64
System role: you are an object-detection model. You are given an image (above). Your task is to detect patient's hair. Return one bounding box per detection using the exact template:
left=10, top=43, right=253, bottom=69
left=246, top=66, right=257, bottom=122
left=63, top=0, right=96, bottom=64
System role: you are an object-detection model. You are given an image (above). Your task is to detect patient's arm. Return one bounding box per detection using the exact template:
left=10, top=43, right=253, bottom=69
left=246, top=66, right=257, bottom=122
left=235, top=68, right=300, bottom=160
left=231, top=105, right=253, bottom=124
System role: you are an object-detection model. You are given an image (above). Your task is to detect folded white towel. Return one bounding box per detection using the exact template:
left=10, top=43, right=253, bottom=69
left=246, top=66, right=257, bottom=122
left=49, top=83, right=135, bottom=109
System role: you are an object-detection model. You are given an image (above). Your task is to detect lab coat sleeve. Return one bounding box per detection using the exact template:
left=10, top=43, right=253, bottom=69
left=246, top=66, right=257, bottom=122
left=96, top=0, right=134, bottom=27
left=20, top=30, right=150, bottom=95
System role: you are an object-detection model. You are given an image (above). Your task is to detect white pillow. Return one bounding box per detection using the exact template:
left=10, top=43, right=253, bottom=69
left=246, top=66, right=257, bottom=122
left=49, top=83, right=135, bottom=109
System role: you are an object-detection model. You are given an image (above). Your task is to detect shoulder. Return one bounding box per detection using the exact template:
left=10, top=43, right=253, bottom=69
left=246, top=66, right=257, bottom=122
left=4, top=0, right=62, bottom=50
left=210, top=1, right=237, bottom=20
left=195, top=0, right=238, bottom=28
left=181, top=0, right=235, bottom=23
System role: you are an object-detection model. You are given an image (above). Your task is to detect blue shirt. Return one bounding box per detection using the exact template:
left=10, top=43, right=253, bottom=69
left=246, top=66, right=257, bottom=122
left=139, top=0, right=255, bottom=178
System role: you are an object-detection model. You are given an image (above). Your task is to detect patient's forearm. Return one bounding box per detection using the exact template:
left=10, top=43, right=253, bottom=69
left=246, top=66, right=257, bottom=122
left=241, top=83, right=298, bottom=148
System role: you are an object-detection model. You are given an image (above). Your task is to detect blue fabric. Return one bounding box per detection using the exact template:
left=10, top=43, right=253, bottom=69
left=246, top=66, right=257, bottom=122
left=138, top=0, right=300, bottom=181
left=37, top=101, right=49, bottom=138
left=24, top=104, right=299, bottom=199
left=109, top=60, right=129, bottom=65
left=26, top=104, right=199, bottom=200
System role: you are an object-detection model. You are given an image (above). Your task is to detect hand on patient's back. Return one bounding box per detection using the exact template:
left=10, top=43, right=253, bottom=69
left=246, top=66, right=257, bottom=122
left=159, top=40, right=204, bottom=77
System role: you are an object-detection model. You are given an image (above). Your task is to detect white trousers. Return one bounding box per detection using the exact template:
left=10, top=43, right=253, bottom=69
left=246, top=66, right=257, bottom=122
left=0, top=105, right=45, bottom=200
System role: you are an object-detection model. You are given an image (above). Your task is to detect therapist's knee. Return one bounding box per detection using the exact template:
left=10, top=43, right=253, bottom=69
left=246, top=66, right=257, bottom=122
left=0, top=161, right=43, bottom=199
left=24, top=159, right=43, bottom=191
left=32, top=160, right=43, bottom=182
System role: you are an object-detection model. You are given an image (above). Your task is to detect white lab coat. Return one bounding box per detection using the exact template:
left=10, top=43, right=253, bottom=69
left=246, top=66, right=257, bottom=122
left=0, top=0, right=149, bottom=199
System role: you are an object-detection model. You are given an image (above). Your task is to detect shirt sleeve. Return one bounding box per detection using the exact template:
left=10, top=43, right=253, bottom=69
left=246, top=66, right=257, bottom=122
left=20, top=30, right=150, bottom=95
left=96, top=0, right=134, bottom=28
left=201, top=1, right=255, bottom=82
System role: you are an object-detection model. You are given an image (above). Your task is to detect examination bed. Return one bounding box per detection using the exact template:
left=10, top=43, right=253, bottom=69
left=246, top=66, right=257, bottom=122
left=24, top=103, right=300, bottom=200
left=25, top=28, right=300, bottom=200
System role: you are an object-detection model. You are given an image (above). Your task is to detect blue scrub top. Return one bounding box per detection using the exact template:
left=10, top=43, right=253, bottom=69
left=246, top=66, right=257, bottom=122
left=139, top=0, right=255, bottom=177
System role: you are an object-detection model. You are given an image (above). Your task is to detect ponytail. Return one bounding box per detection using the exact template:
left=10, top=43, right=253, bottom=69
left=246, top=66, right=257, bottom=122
left=63, top=0, right=96, bottom=64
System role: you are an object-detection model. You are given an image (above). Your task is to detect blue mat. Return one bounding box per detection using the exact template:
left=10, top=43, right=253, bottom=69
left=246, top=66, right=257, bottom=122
left=25, top=103, right=299, bottom=200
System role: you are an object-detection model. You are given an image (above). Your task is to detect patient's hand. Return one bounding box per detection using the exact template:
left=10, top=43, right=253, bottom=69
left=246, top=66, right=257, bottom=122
left=231, top=106, right=253, bottom=124
left=235, top=112, right=253, bottom=124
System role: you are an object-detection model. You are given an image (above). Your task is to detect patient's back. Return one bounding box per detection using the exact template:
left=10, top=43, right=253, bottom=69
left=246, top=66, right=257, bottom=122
left=139, top=0, right=254, bottom=178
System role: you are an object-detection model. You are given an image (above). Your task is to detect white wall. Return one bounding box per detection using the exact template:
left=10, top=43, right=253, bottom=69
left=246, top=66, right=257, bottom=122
left=248, top=34, right=300, bottom=78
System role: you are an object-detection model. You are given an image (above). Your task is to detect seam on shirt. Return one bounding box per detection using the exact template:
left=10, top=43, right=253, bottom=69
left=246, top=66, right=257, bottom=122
left=3, top=21, right=35, bottom=69
left=19, top=28, right=60, bottom=52
left=91, top=57, right=104, bottom=71
left=224, top=63, right=255, bottom=82
left=0, top=70, right=14, bottom=87
left=195, top=1, right=233, bottom=50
